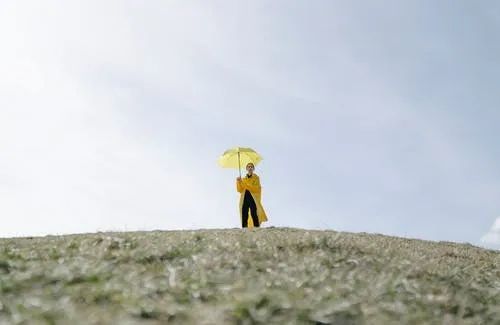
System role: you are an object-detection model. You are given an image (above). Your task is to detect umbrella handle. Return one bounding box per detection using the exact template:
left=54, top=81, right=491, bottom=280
left=238, top=152, right=241, bottom=178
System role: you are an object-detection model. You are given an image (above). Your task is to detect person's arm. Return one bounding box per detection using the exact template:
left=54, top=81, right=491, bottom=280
left=243, top=176, right=261, bottom=194
left=236, top=177, right=244, bottom=193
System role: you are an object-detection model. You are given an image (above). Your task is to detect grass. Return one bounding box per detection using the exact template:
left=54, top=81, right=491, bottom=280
left=0, top=227, right=498, bottom=324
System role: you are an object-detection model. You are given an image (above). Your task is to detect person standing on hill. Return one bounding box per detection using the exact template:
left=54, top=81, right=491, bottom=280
left=236, top=162, right=268, bottom=228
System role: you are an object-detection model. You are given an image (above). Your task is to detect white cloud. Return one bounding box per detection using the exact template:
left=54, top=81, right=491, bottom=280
left=0, top=63, right=214, bottom=236
left=0, top=1, right=238, bottom=237
left=480, top=217, right=500, bottom=249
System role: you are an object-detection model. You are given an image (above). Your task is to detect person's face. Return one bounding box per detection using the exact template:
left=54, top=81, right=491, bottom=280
left=246, top=164, right=255, bottom=174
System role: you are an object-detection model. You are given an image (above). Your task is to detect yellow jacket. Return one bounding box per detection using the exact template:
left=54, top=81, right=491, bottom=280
left=236, top=174, right=268, bottom=227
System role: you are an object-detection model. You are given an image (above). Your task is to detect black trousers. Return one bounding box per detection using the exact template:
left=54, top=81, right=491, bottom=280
left=242, top=190, right=259, bottom=228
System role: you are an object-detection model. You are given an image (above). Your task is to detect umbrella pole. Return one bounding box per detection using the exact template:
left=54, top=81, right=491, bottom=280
left=238, top=152, right=241, bottom=178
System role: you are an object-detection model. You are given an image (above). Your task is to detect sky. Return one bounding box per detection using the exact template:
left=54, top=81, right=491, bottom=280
left=1, top=1, right=499, bottom=249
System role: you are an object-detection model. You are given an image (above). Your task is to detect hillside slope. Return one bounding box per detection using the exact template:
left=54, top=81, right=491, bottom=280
left=0, top=227, right=498, bottom=324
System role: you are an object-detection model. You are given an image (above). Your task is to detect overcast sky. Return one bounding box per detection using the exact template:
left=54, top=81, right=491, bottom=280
left=1, top=1, right=499, bottom=249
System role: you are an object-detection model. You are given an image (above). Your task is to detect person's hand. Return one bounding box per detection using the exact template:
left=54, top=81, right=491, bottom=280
left=236, top=177, right=242, bottom=181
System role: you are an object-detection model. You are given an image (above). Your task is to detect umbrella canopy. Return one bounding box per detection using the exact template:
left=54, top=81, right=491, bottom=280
left=218, top=147, right=262, bottom=177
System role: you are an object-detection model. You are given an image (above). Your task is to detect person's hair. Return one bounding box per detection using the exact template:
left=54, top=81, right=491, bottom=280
left=246, top=163, right=255, bottom=168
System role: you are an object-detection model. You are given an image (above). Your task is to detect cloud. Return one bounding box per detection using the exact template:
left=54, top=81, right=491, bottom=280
left=0, top=1, right=235, bottom=237
left=0, top=62, right=212, bottom=236
left=480, top=217, right=500, bottom=249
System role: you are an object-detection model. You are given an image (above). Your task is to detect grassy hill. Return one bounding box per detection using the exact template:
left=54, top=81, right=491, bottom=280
left=0, top=227, right=498, bottom=324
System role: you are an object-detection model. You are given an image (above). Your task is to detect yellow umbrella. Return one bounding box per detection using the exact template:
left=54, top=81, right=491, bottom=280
left=218, top=147, right=262, bottom=177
